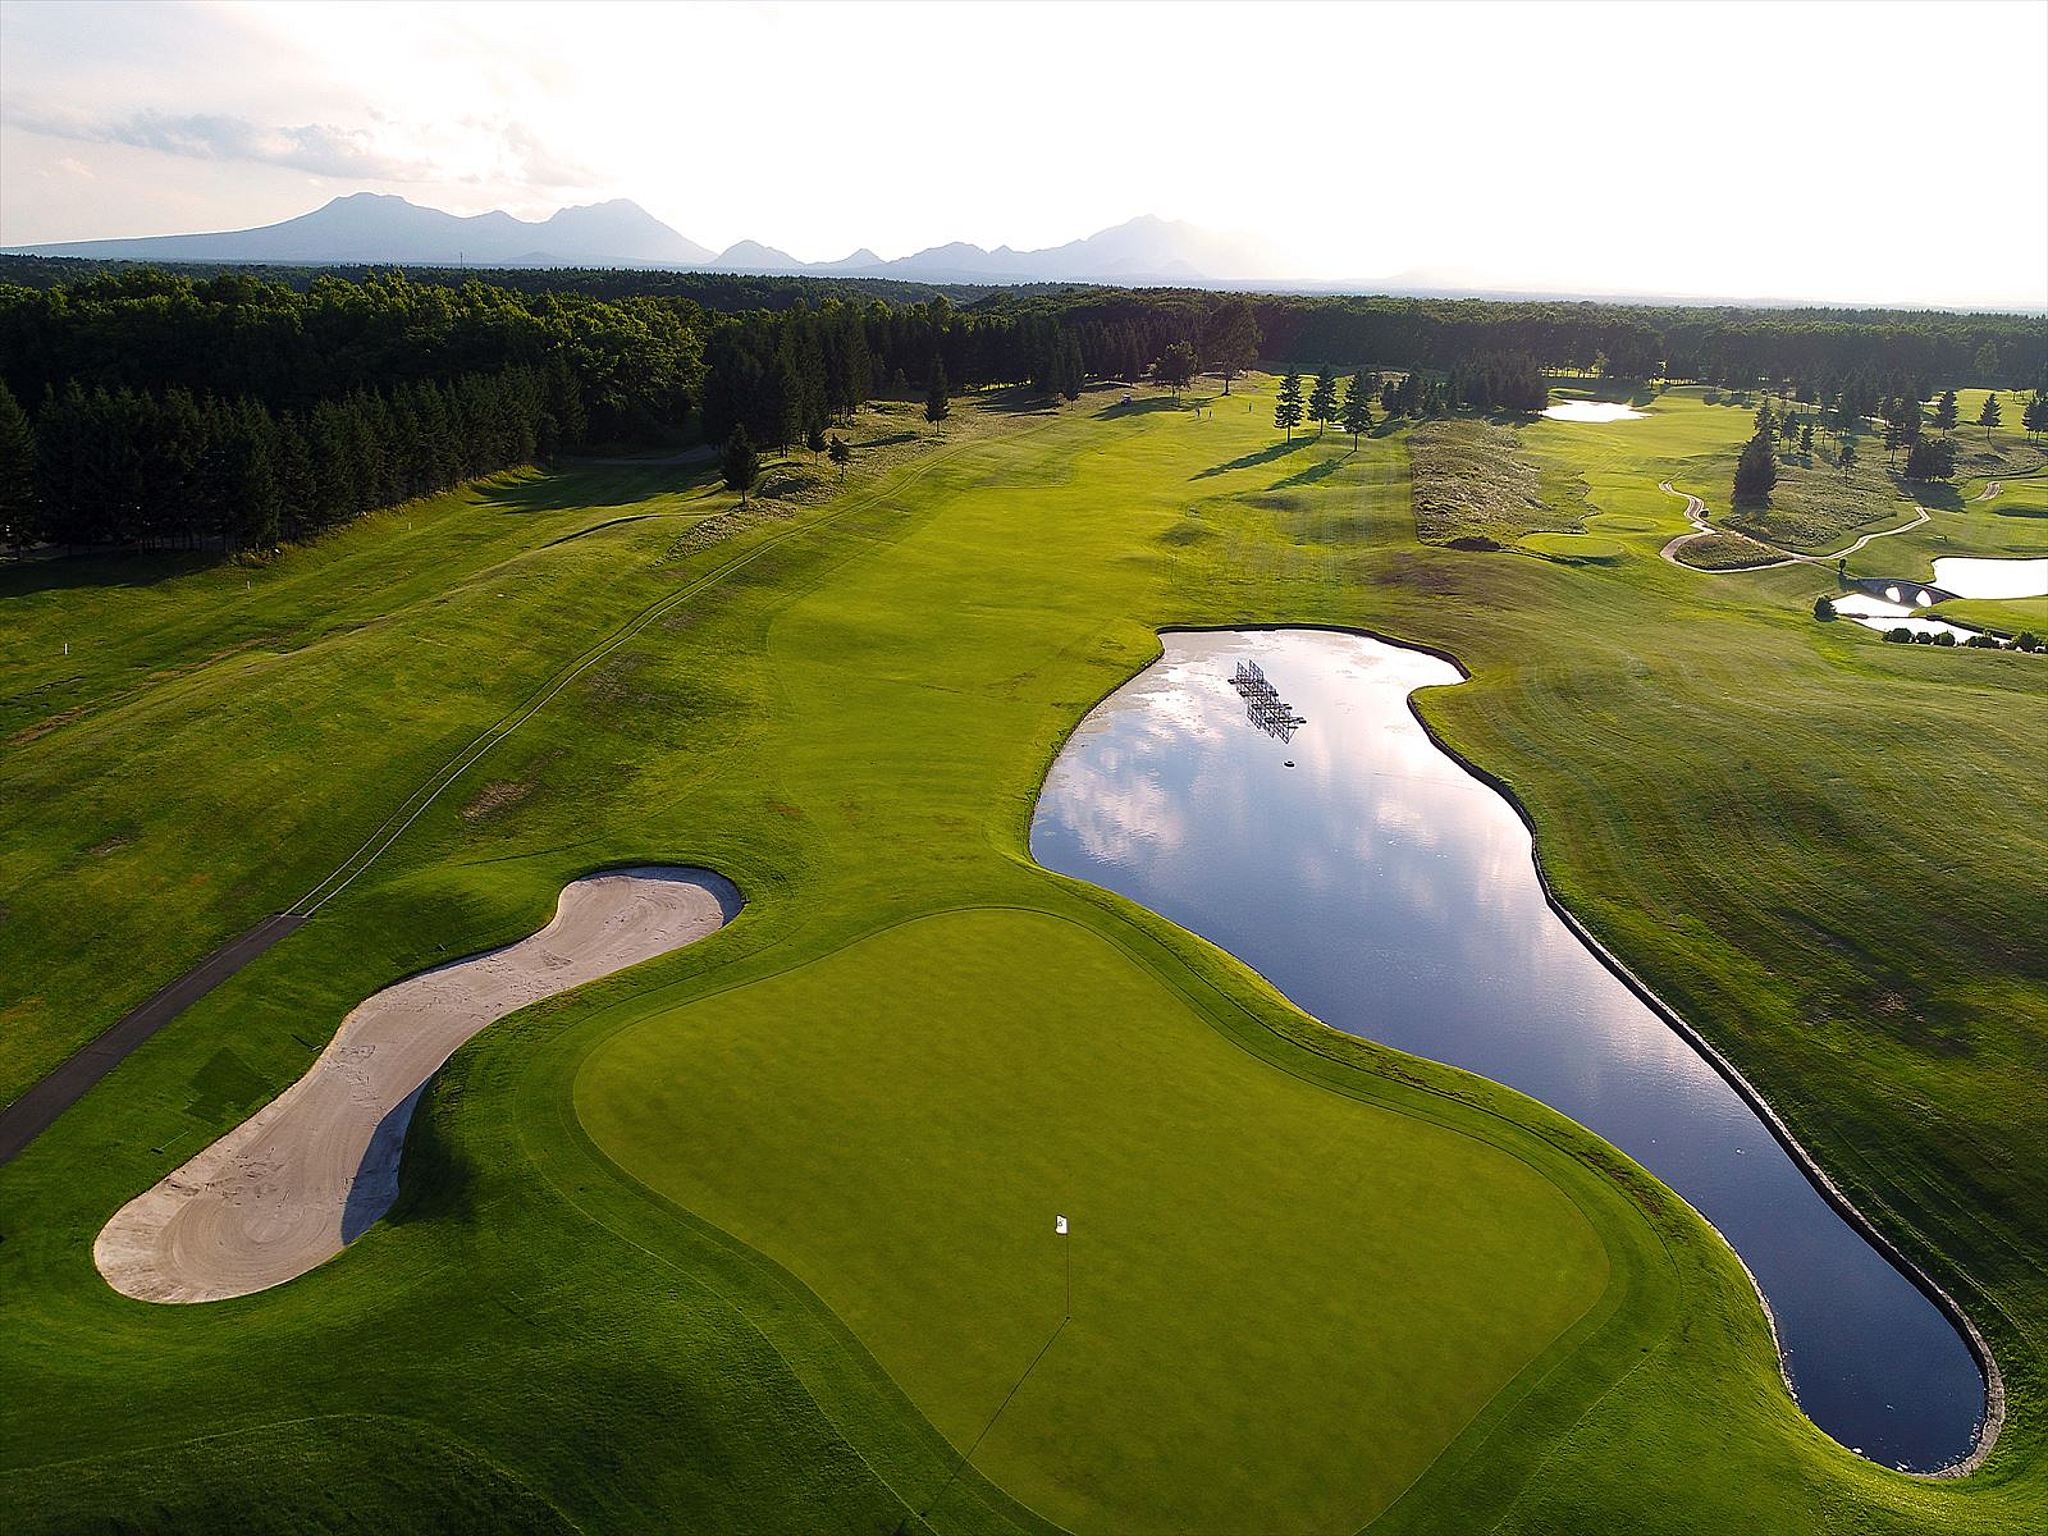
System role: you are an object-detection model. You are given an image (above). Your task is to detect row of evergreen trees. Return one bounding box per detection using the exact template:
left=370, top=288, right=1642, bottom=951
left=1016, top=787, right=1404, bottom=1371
left=0, top=360, right=583, bottom=551
left=0, top=268, right=701, bottom=444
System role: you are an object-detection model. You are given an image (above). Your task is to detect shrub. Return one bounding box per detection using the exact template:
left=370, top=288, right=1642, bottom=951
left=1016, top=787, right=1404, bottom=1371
left=1933, top=630, right=1957, bottom=646
left=1885, top=627, right=1914, bottom=643
left=1965, top=633, right=2002, bottom=648
left=1813, top=595, right=1836, bottom=621
left=2016, top=631, right=2042, bottom=652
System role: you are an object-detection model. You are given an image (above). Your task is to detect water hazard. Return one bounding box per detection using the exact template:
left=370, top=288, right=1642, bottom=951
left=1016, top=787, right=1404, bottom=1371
left=1030, top=627, right=1986, bottom=1471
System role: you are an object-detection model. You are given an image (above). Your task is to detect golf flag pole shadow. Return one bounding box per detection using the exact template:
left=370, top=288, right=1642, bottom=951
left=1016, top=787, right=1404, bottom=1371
left=898, top=1213, right=1073, bottom=1534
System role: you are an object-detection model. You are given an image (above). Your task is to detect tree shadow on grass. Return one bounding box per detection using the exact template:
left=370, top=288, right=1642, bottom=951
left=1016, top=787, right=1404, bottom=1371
left=1907, top=482, right=1966, bottom=513
left=1192, top=437, right=1313, bottom=480
left=0, top=548, right=222, bottom=598
left=1269, top=455, right=1344, bottom=490
left=972, top=384, right=1061, bottom=415
left=1096, top=396, right=1185, bottom=419
left=477, top=462, right=713, bottom=516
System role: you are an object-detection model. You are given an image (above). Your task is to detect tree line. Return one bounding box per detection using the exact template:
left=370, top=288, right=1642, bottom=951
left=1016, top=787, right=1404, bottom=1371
left=0, top=267, right=700, bottom=441
left=1, top=360, right=582, bottom=550
left=6, top=261, right=2041, bottom=557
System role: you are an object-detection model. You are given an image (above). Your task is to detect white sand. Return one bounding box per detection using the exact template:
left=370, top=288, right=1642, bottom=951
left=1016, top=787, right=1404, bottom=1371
left=96, top=867, right=735, bottom=1303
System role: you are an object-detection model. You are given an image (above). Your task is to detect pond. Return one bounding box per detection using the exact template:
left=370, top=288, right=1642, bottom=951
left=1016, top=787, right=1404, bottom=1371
left=1830, top=593, right=1984, bottom=644
left=1540, top=400, right=1648, bottom=422
left=1031, top=628, right=1987, bottom=1472
left=1930, top=556, right=2048, bottom=600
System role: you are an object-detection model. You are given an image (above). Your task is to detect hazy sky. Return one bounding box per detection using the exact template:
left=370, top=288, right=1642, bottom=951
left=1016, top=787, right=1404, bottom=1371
left=3, top=0, right=2044, bottom=307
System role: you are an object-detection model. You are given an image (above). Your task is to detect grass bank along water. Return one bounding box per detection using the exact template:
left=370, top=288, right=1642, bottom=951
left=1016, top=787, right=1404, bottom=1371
left=1030, top=627, right=1989, bottom=1473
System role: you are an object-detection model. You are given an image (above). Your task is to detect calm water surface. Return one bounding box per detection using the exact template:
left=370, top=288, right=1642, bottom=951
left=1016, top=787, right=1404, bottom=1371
left=1030, top=628, right=1985, bottom=1471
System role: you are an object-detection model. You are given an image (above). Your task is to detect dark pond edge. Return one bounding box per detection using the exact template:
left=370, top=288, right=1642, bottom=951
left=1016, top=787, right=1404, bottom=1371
left=1144, top=622, right=2003, bottom=1478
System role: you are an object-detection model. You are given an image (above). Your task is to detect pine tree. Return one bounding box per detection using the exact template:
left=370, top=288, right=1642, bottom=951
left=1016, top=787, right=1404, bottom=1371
left=722, top=425, right=759, bottom=503
left=1308, top=368, right=1338, bottom=437
left=1059, top=333, right=1085, bottom=402
left=1935, top=389, right=1960, bottom=434
left=1979, top=392, right=2001, bottom=441
left=0, top=380, right=35, bottom=549
left=1202, top=299, right=1261, bottom=394
left=1838, top=438, right=1858, bottom=478
left=1733, top=432, right=1777, bottom=504
left=1155, top=341, right=1197, bottom=398
left=1274, top=370, right=1305, bottom=440
left=925, top=358, right=950, bottom=430
left=1340, top=372, right=1374, bottom=446
left=828, top=435, right=851, bottom=482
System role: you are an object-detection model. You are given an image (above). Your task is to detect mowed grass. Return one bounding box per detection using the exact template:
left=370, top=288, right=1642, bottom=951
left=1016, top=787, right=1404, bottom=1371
left=579, top=910, right=1608, bottom=1532
left=0, top=377, right=2041, bottom=1533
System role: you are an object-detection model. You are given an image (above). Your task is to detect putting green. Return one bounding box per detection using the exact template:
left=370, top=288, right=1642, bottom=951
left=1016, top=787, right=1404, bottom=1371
left=577, top=908, right=1610, bottom=1534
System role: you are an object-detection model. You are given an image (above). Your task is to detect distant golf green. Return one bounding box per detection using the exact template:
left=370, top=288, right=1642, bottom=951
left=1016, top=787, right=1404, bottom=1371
left=0, top=380, right=2041, bottom=1533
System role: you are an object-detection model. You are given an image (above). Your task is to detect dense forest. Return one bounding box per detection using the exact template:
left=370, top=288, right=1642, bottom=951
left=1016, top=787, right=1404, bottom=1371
left=1, top=262, right=2041, bottom=553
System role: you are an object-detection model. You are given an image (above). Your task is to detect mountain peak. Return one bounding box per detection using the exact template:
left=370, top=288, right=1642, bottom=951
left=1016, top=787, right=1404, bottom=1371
left=6, top=195, right=1269, bottom=284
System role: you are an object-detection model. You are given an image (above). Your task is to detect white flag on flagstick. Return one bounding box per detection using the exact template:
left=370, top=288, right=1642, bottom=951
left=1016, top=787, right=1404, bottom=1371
left=1055, top=1215, right=1068, bottom=1236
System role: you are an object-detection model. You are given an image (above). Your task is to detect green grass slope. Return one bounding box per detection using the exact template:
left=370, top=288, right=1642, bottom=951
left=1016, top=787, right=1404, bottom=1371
left=0, top=379, right=2041, bottom=1533
left=580, top=910, right=1609, bottom=1533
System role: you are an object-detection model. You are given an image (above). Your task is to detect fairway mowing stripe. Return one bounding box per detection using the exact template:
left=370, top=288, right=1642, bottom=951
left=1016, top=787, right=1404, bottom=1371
left=0, top=416, right=1058, bottom=1160
left=289, top=423, right=1026, bottom=919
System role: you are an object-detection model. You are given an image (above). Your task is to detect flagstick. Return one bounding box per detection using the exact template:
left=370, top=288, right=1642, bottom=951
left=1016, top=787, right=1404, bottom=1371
left=1065, top=1234, right=1071, bottom=1321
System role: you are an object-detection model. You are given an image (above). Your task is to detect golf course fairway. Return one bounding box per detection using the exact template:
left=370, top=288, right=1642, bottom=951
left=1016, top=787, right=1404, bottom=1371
left=1, top=382, right=2042, bottom=1533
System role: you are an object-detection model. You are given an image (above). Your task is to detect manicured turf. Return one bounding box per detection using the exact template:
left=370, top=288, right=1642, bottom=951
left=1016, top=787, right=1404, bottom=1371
left=581, top=910, right=1608, bottom=1532
left=0, top=379, right=2041, bottom=1532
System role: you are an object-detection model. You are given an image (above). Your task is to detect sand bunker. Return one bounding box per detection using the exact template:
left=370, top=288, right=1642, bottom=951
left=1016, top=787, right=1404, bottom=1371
left=96, top=866, right=738, bottom=1303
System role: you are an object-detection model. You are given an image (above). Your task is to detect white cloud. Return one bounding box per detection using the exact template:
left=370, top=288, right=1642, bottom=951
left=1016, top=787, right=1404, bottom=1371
left=8, top=106, right=437, bottom=180
left=1, top=0, right=2042, bottom=307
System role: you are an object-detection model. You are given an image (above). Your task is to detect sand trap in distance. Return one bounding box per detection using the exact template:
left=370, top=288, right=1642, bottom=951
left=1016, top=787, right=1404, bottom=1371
left=96, top=867, right=739, bottom=1304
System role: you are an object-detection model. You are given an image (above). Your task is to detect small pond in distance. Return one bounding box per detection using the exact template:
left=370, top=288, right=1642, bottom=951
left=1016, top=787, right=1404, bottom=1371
left=1540, top=400, right=1648, bottom=422
left=1031, top=628, right=1985, bottom=1472
left=1930, top=556, right=2048, bottom=600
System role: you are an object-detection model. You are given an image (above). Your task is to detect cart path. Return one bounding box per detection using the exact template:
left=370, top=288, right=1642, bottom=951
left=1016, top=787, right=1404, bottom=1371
left=1657, top=481, right=1930, bottom=572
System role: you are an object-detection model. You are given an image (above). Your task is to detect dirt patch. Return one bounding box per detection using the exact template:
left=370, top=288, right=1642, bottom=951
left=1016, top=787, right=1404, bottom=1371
left=459, top=781, right=532, bottom=822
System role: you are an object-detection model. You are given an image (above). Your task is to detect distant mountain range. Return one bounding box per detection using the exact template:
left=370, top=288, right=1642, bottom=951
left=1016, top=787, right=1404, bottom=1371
left=5, top=193, right=1276, bottom=285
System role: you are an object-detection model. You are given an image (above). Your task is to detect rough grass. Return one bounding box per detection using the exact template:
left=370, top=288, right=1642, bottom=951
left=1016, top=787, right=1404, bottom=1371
left=1409, top=418, right=1584, bottom=545
left=0, top=378, right=2041, bottom=1534
left=1723, top=442, right=1923, bottom=551
left=1675, top=531, right=1785, bottom=569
